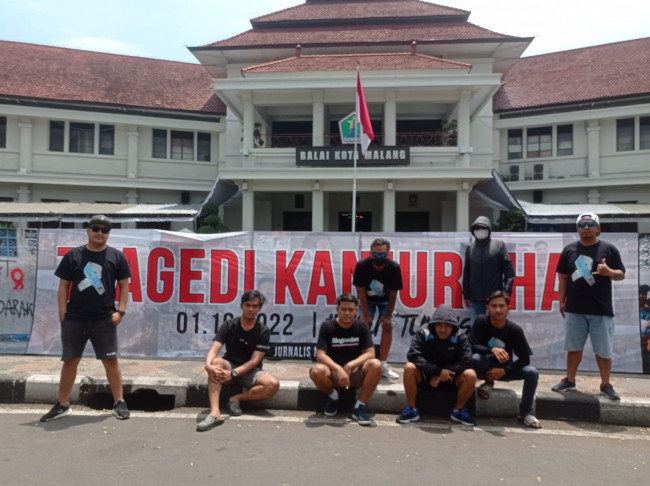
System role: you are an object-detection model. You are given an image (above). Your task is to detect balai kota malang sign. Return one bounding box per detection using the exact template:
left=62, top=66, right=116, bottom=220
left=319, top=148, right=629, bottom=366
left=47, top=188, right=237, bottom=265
left=296, top=146, right=409, bottom=167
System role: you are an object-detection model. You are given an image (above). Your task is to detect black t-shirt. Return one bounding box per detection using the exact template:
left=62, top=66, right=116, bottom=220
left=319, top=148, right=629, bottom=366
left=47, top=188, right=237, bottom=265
left=556, top=240, right=625, bottom=316
left=352, top=257, right=403, bottom=303
left=214, top=317, right=270, bottom=367
left=55, top=245, right=131, bottom=320
left=468, top=316, right=532, bottom=373
left=316, top=318, right=374, bottom=366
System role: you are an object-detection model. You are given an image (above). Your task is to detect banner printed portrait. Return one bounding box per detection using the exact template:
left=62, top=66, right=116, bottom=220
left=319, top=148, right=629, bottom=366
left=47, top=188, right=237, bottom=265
left=0, top=228, right=38, bottom=353
left=24, top=230, right=641, bottom=372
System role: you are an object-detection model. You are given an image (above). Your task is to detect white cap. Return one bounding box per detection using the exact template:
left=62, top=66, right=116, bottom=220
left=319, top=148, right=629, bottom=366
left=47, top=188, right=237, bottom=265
left=576, top=212, right=599, bottom=225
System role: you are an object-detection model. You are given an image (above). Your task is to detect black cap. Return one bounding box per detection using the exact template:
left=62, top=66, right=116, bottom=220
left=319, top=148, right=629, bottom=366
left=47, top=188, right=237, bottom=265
left=88, top=215, right=113, bottom=228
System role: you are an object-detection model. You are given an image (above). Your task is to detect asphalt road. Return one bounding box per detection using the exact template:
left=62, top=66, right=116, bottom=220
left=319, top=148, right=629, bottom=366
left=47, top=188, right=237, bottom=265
left=1, top=404, right=649, bottom=486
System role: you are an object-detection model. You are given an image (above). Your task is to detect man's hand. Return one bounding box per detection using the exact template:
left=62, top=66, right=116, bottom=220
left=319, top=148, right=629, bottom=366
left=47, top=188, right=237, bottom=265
left=360, top=313, right=373, bottom=325
left=380, top=315, right=393, bottom=331
left=111, top=312, right=123, bottom=326
left=205, top=364, right=226, bottom=383
left=486, top=368, right=506, bottom=381
left=438, top=369, right=455, bottom=383
left=337, top=364, right=351, bottom=389
left=559, top=301, right=566, bottom=318
left=464, top=298, right=470, bottom=308
left=491, top=347, right=510, bottom=363
left=593, top=258, right=612, bottom=277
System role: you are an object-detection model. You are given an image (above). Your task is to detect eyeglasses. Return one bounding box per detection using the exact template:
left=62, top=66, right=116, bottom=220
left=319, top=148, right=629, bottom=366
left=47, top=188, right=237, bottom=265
left=577, top=221, right=597, bottom=228
left=90, top=225, right=111, bottom=234
left=371, top=252, right=388, bottom=259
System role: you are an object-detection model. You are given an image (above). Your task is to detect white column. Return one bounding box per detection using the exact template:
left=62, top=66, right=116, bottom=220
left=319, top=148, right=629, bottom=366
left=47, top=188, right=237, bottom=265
left=458, top=90, right=471, bottom=167
left=127, top=126, right=139, bottom=178
left=384, top=90, right=396, bottom=146
left=126, top=189, right=138, bottom=204
left=242, top=94, right=254, bottom=166
left=383, top=181, right=395, bottom=232
left=16, top=184, right=30, bottom=203
left=313, top=91, right=324, bottom=147
left=312, top=182, right=324, bottom=231
left=241, top=182, right=254, bottom=231
left=456, top=182, right=470, bottom=231
left=18, top=117, right=33, bottom=173
left=587, top=188, right=600, bottom=204
left=587, top=120, right=601, bottom=178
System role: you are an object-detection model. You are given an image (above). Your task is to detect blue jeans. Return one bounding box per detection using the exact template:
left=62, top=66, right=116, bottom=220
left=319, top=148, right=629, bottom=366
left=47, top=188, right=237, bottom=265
left=468, top=300, right=487, bottom=327
left=472, top=353, right=539, bottom=416
left=361, top=301, right=388, bottom=320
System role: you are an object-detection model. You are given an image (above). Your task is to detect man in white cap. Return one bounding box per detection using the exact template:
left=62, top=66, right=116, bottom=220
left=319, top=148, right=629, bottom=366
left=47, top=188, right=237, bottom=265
left=553, top=212, right=625, bottom=399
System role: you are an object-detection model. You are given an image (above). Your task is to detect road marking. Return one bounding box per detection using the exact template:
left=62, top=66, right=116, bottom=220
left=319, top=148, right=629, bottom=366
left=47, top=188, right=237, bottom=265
left=5, top=406, right=650, bottom=440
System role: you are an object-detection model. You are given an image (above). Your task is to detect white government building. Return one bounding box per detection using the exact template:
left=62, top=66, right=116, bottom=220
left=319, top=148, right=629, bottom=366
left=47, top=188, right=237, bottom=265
left=1, top=0, right=649, bottom=232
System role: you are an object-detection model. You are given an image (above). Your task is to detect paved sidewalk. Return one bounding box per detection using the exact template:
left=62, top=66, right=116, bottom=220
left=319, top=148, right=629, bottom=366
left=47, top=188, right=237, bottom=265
left=1, top=355, right=649, bottom=426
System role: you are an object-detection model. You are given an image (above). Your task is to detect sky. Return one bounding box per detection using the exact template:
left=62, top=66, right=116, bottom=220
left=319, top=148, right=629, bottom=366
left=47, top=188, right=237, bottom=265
left=1, top=0, right=648, bottom=63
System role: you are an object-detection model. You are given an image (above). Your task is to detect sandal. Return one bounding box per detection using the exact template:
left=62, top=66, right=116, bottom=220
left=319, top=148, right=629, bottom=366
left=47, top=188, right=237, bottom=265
left=518, top=414, right=542, bottom=429
left=477, top=381, right=493, bottom=399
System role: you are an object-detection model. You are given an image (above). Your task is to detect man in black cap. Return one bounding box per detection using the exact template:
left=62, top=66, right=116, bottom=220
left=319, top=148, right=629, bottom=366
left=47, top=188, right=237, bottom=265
left=462, top=216, right=515, bottom=327
left=397, top=304, right=477, bottom=426
left=41, top=215, right=132, bottom=422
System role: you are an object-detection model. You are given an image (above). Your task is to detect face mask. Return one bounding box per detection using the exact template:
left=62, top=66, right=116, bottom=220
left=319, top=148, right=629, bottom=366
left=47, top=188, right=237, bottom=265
left=473, top=229, right=489, bottom=240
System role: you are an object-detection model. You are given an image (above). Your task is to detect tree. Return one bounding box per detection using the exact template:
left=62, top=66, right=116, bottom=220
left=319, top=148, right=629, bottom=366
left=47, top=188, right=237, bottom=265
left=493, top=208, right=526, bottom=232
left=196, top=203, right=228, bottom=233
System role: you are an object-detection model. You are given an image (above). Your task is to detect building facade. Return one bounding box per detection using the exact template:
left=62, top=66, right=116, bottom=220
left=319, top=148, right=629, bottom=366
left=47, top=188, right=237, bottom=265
left=1, top=0, right=649, bottom=232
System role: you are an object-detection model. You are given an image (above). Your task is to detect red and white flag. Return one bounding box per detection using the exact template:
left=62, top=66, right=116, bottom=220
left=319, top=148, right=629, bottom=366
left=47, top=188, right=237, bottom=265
left=355, top=72, right=374, bottom=156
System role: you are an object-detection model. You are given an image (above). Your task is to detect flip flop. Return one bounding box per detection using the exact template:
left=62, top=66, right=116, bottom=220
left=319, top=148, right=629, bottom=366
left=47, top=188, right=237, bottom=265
left=518, top=414, right=542, bottom=429
left=477, top=381, right=493, bottom=399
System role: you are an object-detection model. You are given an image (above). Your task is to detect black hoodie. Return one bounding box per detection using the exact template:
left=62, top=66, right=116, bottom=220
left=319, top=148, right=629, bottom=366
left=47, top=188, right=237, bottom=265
left=407, top=305, right=472, bottom=377
left=462, top=216, right=515, bottom=302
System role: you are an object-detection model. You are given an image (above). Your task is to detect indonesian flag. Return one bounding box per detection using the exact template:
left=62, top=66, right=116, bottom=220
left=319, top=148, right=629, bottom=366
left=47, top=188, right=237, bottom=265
left=355, top=72, right=374, bottom=156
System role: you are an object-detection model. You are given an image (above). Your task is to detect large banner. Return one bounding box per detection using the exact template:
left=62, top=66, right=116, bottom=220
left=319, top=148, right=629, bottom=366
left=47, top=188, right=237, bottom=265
left=0, top=229, right=644, bottom=373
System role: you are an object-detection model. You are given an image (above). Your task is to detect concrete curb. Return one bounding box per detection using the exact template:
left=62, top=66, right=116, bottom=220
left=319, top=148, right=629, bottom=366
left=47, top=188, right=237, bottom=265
left=2, top=373, right=650, bottom=426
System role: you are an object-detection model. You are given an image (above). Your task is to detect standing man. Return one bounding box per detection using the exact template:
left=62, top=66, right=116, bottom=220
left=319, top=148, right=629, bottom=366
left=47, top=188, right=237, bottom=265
left=197, top=290, right=280, bottom=431
left=553, top=212, right=625, bottom=399
left=469, top=291, right=541, bottom=429
left=310, top=294, right=382, bottom=426
left=353, top=237, right=403, bottom=379
left=397, top=305, right=477, bottom=426
left=41, top=215, right=131, bottom=422
left=463, top=216, right=515, bottom=327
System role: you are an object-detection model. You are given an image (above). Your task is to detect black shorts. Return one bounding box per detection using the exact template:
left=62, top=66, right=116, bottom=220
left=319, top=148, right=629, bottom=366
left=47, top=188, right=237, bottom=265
left=418, top=367, right=459, bottom=390
left=61, top=316, right=118, bottom=361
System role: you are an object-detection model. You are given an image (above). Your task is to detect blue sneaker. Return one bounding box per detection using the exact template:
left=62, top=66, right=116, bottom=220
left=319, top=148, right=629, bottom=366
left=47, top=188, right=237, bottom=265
left=450, top=408, right=476, bottom=426
left=600, top=383, right=620, bottom=400
left=552, top=378, right=576, bottom=393
left=397, top=406, right=420, bottom=424
left=324, top=397, right=338, bottom=416
left=352, top=404, right=372, bottom=426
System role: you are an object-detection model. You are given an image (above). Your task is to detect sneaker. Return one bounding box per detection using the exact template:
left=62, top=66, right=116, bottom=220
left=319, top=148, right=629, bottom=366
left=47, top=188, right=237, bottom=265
left=397, top=406, right=420, bottom=424
left=196, top=415, right=225, bottom=432
left=227, top=400, right=242, bottom=416
left=600, top=383, right=621, bottom=401
left=450, top=408, right=476, bottom=426
left=551, top=378, right=576, bottom=393
left=112, top=400, right=130, bottom=420
left=40, top=401, right=71, bottom=422
left=323, top=397, right=338, bottom=416
left=352, top=404, right=372, bottom=426
left=381, top=364, right=399, bottom=380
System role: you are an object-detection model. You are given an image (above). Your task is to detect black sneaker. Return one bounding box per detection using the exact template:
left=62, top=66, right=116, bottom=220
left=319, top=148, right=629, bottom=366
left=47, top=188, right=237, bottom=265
left=227, top=400, right=242, bottom=417
left=323, top=397, right=338, bottom=416
left=450, top=408, right=476, bottom=426
left=352, top=404, right=372, bottom=426
left=600, top=383, right=620, bottom=400
left=112, top=399, right=130, bottom=420
left=40, top=401, right=71, bottom=422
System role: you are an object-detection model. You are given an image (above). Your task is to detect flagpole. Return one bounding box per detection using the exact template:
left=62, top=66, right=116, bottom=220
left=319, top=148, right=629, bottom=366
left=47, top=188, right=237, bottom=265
left=352, top=67, right=359, bottom=233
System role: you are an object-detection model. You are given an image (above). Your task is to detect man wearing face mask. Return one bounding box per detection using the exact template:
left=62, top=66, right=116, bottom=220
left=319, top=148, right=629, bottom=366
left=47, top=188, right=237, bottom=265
left=353, top=238, right=403, bottom=379
left=462, top=216, right=515, bottom=327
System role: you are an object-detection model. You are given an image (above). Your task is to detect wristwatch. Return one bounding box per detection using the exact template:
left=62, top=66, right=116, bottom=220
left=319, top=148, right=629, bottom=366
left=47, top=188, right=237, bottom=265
left=117, top=310, right=126, bottom=316
left=231, top=369, right=238, bottom=378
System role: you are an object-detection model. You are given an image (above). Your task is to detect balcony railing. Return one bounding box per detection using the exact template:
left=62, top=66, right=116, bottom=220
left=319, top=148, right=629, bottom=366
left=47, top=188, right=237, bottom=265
left=269, top=131, right=456, bottom=148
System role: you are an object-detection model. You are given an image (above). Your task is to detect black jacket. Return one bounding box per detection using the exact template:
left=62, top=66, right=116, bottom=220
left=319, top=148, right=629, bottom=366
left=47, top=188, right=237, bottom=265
left=462, top=216, right=515, bottom=301
left=407, top=324, right=472, bottom=377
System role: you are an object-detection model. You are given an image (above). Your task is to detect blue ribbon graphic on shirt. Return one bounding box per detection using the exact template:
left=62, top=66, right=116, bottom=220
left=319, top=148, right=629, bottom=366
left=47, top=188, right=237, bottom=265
left=572, top=255, right=596, bottom=287
left=79, top=262, right=106, bottom=295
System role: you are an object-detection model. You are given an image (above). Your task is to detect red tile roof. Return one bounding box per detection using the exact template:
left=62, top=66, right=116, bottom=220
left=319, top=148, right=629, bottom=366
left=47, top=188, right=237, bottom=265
left=242, top=51, right=471, bottom=73
left=252, top=0, right=469, bottom=24
left=200, top=21, right=520, bottom=50
left=0, top=41, right=225, bottom=115
left=494, top=37, right=650, bottom=112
